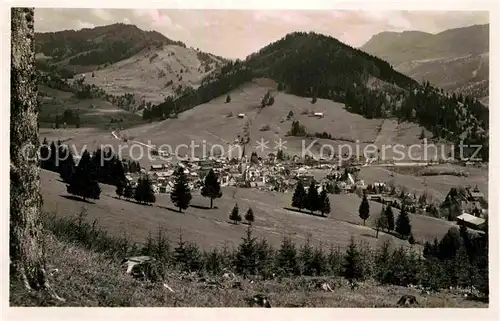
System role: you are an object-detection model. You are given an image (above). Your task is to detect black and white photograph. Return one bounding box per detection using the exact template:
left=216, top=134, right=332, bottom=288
left=3, top=1, right=498, bottom=317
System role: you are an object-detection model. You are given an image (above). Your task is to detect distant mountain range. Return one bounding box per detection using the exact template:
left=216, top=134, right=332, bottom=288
left=361, top=24, right=489, bottom=105
left=35, top=23, right=489, bottom=159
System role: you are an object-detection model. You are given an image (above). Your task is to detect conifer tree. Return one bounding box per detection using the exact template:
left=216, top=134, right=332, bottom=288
left=123, top=183, right=133, bottom=200
left=116, top=179, right=125, bottom=199
left=305, top=181, right=320, bottom=214
left=299, top=236, right=315, bottom=276
left=319, top=189, right=331, bottom=216
left=384, top=205, right=395, bottom=232
left=342, top=237, right=364, bottom=283
left=276, top=237, right=300, bottom=276
left=395, top=205, right=412, bottom=238
left=201, top=168, right=222, bottom=209
left=376, top=205, right=388, bottom=238
left=225, top=94, right=231, bottom=103
left=245, top=207, right=255, bottom=225
left=229, top=203, right=242, bottom=224
left=135, top=176, right=156, bottom=205
left=48, top=141, right=58, bottom=171
left=40, top=138, right=50, bottom=169
left=66, top=150, right=101, bottom=201
left=358, top=194, right=370, bottom=225
left=234, top=225, right=258, bottom=276
left=291, top=180, right=307, bottom=211
left=58, top=146, right=75, bottom=183
left=170, top=166, right=192, bottom=212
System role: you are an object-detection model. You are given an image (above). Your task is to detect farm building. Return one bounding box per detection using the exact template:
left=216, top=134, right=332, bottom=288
left=150, top=164, right=163, bottom=171
left=456, top=213, right=486, bottom=230
left=237, top=113, right=246, bottom=119
left=314, top=112, right=324, bottom=118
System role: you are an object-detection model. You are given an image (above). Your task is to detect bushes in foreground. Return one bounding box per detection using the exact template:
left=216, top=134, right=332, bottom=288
left=41, top=210, right=488, bottom=295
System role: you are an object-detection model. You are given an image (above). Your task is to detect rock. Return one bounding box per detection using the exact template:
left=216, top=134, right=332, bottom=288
left=397, top=294, right=419, bottom=306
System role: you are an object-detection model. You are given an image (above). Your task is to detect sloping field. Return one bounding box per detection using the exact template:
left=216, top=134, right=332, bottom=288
left=10, top=232, right=487, bottom=307
left=82, top=45, right=225, bottom=104
left=360, top=164, right=488, bottom=202
left=38, top=85, right=144, bottom=129
left=109, top=81, right=432, bottom=164
left=41, top=170, right=455, bottom=251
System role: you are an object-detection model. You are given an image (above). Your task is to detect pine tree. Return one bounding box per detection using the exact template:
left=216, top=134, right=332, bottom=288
left=245, top=207, right=255, bottom=225
left=58, top=146, right=75, bottom=183
left=48, top=141, right=57, bottom=171
left=111, top=157, right=126, bottom=186
left=291, top=180, right=306, bottom=211
left=358, top=194, right=370, bottom=225
left=376, top=205, right=388, bottom=238
left=66, top=150, right=101, bottom=201
left=170, top=166, right=192, bottom=212
left=299, top=236, right=315, bottom=276
left=319, top=189, right=330, bottom=216
left=374, top=240, right=391, bottom=283
left=225, top=94, right=231, bottom=103
left=229, top=203, right=242, bottom=224
left=384, top=205, right=395, bottom=232
left=116, top=180, right=125, bottom=199
left=311, top=245, right=327, bottom=276
left=276, top=237, right=300, bottom=276
left=342, top=237, right=364, bottom=283
left=40, top=138, right=50, bottom=169
left=395, top=205, right=412, bottom=238
left=123, top=183, right=133, bottom=200
left=135, top=176, right=156, bottom=205
left=305, top=181, right=320, bottom=214
left=201, top=169, right=222, bottom=209
left=234, top=225, right=258, bottom=276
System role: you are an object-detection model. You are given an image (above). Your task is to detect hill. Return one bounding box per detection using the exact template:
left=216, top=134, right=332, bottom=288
left=361, top=24, right=489, bottom=102
left=37, top=85, right=145, bottom=129
left=144, top=31, right=488, bottom=161
left=35, top=23, right=228, bottom=105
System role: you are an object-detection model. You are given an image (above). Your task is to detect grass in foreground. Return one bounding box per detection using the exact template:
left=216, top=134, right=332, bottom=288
left=9, top=231, right=487, bottom=308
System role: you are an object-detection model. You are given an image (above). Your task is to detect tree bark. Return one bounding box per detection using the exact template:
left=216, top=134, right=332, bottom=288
left=10, top=7, right=64, bottom=301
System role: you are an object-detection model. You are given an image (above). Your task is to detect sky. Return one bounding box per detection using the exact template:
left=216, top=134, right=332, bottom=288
left=34, top=9, right=489, bottom=59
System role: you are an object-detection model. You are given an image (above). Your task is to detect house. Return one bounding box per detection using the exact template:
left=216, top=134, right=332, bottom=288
left=468, top=191, right=485, bottom=202
left=150, top=164, right=163, bottom=171
left=457, top=213, right=486, bottom=230
left=368, top=194, right=383, bottom=202
left=314, top=112, right=324, bottom=118
left=237, top=113, right=246, bottom=119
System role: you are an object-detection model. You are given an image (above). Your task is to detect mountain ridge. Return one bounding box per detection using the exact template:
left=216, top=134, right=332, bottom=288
left=361, top=24, right=489, bottom=102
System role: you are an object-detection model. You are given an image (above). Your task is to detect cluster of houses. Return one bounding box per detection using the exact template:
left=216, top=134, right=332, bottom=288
left=123, top=153, right=368, bottom=196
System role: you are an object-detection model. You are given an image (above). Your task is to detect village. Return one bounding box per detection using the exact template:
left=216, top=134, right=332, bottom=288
left=120, top=146, right=488, bottom=231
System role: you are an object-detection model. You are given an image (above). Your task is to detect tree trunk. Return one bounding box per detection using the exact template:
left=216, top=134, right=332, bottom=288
left=210, top=198, right=213, bottom=209
left=10, top=8, right=64, bottom=301
left=376, top=227, right=379, bottom=238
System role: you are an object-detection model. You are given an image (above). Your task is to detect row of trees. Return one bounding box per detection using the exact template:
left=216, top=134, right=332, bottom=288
left=229, top=204, right=255, bottom=225
left=359, top=194, right=414, bottom=240
left=291, top=180, right=331, bottom=216
left=47, top=208, right=489, bottom=295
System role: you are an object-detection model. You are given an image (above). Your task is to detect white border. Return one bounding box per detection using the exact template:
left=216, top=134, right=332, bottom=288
left=1, top=1, right=498, bottom=321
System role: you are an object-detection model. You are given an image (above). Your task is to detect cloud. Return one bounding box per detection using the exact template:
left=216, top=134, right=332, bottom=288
left=75, top=20, right=96, bottom=30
